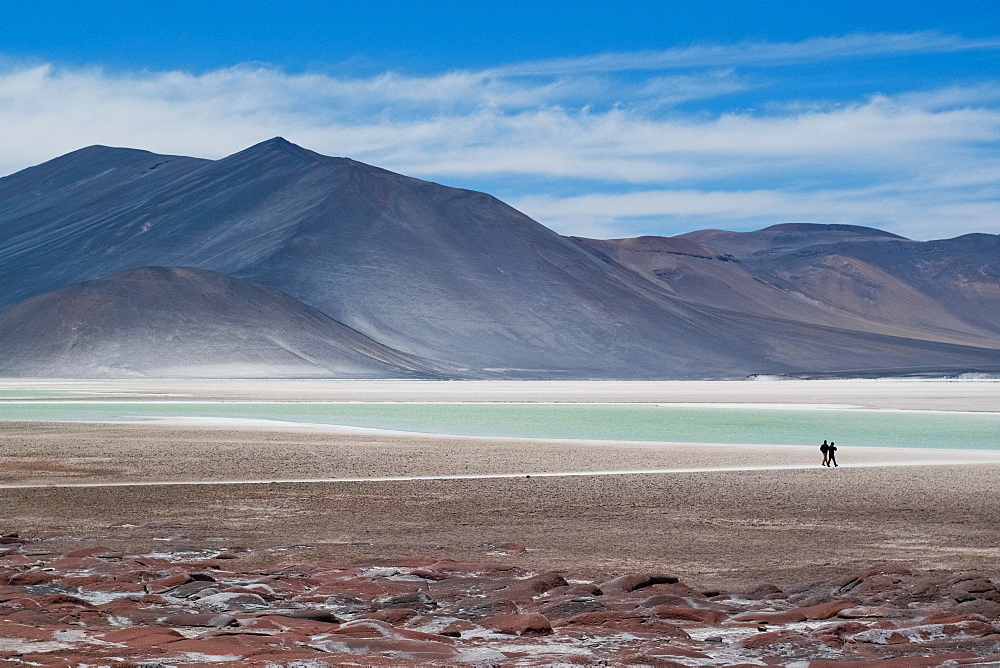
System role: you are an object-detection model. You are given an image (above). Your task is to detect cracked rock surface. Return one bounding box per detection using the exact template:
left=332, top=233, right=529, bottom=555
left=1, top=536, right=999, bottom=666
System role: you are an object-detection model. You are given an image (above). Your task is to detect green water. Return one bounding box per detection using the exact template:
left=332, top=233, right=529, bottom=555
left=0, top=401, right=998, bottom=450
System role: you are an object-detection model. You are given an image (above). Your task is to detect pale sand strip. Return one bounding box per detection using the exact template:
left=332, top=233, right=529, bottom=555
left=2, top=457, right=999, bottom=490
left=2, top=378, right=998, bottom=411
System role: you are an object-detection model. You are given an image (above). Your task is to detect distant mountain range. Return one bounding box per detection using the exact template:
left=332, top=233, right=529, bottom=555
left=1, top=138, right=998, bottom=378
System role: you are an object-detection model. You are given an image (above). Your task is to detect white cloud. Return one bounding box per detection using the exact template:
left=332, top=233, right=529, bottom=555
left=488, top=31, right=1000, bottom=76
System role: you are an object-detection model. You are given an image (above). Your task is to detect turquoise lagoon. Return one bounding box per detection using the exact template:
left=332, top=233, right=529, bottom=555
left=0, top=401, right=998, bottom=450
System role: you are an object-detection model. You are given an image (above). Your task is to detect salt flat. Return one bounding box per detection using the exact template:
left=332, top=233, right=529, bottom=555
left=2, top=377, right=999, bottom=410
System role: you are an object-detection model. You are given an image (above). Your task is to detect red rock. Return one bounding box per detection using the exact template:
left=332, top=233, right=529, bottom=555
left=650, top=604, right=728, bottom=625
left=857, top=564, right=912, bottom=579
left=640, top=593, right=693, bottom=607
left=5, top=608, right=63, bottom=625
left=740, top=629, right=815, bottom=650
left=0, top=554, right=35, bottom=566
left=507, top=570, right=567, bottom=597
left=424, top=559, right=515, bottom=574
left=392, top=557, right=439, bottom=568
left=940, top=619, right=999, bottom=637
left=483, top=612, right=552, bottom=636
left=158, top=634, right=278, bottom=658
left=34, top=593, right=97, bottom=608
left=440, top=619, right=478, bottom=637
left=485, top=541, right=527, bottom=556
left=836, top=605, right=909, bottom=619
left=169, top=580, right=220, bottom=597
left=309, top=576, right=416, bottom=599
left=312, top=636, right=459, bottom=661
left=65, top=546, right=121, bottom=559
left=639, top=581, right=707, bottom=599
left=555, top=611, right=689, bottom=637
left=220, top=584, right=278, bottom=600
left=640, top=644, right=712, bottom=659
left=379, top=591, right=432, bottom=610
left=0, top=554, right=38, bottom=566
left=244, top=614, right=338, bottom=635
left=235, top=649, right=333, bottom=664
left=956, top=598, right=1000, bottom=618
left=44, top=556, right=103, bottom=571
left=0, top=620, right=55, bottom=641
left=795, top=600, right=854, bottom=620
left=449, top=596, right=518, bottom=620
left=361, top=607, right=419, bottom=624
left=195, top=592, right=268, bottom=612
left=100, top=625, right=185, bottom=649
left=146, top=572, right=194, bottom=593
left=410, top=568, right=450, bottom=580
left=617, top=654, right=688, bottom=667
left=80, top=579, right=147, bottom=594
left=809, top=657, right=971, bottom=668
left=312, top=620, right=459, bottom=661
left=331, top=620, right=453, bottom=643
left=563, top=582, right=602, bottom=597
left=536, top=596, right=607, bottom=620
left=8, top=570, right=56, bottom=586
left=735, top=600, right=852, bottom=624
left=920, top=611, right=978, bottom=624
left=59, top=574, right=111, bottom=588
left=0, top=596, right=42, bottom=609
left=599, top=573, right=679, bottom=594
left=275, top=608, right=341, bottom=624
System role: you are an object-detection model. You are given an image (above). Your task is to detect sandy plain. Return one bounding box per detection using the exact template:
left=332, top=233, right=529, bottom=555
left=1, top=379, right=999, bottom=590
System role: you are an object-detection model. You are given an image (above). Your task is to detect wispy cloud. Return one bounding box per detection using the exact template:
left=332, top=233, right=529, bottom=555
left=1, top=31, right=998, bottom=240
left=488, top=31, right=1000, bottom=76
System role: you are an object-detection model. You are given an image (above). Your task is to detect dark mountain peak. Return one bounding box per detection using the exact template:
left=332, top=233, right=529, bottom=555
left=0, top=144, right=163, bottom=183
left=220, top=136, right=327, bottom=166
left=68, top=144, right=156, bottom=159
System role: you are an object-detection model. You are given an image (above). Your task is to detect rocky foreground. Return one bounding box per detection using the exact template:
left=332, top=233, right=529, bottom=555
left=1, top=536, right=999, bottom=666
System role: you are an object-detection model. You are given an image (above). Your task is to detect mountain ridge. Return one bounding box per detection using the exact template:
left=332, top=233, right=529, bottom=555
left=1, top=138, right=998, bottom=379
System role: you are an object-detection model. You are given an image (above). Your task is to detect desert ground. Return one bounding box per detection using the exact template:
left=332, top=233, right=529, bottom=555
left=1, top=379, right=998, bottom=590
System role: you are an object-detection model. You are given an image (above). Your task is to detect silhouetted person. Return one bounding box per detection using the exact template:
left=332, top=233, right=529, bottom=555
left=827, top=441, right=838, bottom=467
left=820, top=440, right=830, bottom=466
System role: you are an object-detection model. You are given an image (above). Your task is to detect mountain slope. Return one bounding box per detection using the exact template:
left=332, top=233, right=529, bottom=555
left=0, top=267, right=441, bottom=378
left=0, top=138, right=771, bottom=377
left=569, top=234, right=1000, bottom=348
left=751, top=233, right=1000, bottom=338
left=1, top=140, right=999, bottom=378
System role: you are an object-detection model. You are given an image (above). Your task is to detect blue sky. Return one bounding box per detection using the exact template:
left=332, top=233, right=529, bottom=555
left=1, top=1, right=998, bottom=239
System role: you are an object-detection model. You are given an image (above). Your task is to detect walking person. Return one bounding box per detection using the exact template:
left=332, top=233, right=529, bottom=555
left=827, top=441, right=838, bottom=467
left=820, top=440, right=830, bottom=467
